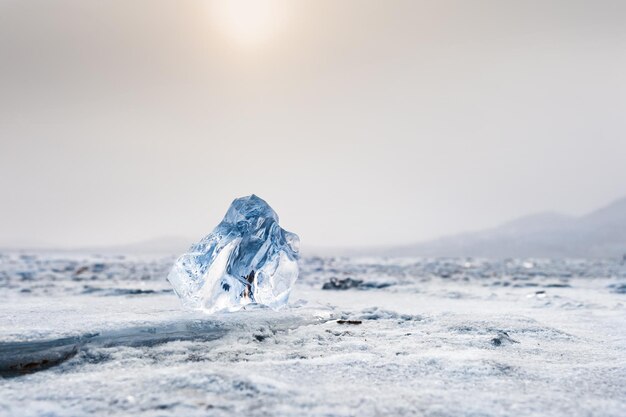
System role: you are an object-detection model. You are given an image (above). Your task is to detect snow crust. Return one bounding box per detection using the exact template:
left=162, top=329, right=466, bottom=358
left=0, top=252, right=625, bottom=416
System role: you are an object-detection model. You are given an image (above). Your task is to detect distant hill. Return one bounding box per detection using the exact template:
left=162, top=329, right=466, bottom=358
left=383, top=197, right=626, bottom=258
left=4, top=198, right=625, bottom=259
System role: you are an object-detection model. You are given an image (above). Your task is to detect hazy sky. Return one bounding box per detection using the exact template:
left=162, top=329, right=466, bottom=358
left=1, top=0, right=625, bottom=249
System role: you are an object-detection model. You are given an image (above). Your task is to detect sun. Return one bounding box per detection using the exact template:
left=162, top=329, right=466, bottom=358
left=208, top=0, right=290, bottom=47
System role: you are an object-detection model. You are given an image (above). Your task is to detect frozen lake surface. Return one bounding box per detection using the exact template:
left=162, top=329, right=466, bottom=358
left=1, top=253, right=625, bottom=416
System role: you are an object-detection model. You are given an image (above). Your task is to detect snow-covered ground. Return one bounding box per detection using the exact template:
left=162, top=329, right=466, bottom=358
left=1, top=253, right=625, bottom=416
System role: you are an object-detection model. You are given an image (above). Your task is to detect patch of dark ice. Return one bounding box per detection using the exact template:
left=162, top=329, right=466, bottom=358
left=0, top=321, right=227, bottom=377
left=0, top=308, right=335, bottom=377
left=321, top=277, right=394, bottom=291
left=81, top=285, right=172, bottom=296
left=608, top=283, right=626, bottom=294
left=490, top=331, right=520, bottom=347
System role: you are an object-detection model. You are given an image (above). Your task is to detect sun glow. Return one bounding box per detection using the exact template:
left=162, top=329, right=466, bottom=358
left=209, top=0, right=290, bottom=47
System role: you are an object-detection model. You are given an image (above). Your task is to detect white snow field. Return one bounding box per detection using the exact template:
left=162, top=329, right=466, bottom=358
left=0, top=253, right=625, bottom=417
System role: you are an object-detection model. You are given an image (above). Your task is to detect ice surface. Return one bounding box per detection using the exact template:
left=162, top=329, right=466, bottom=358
left=1, top=253, right=625, bottom=416
left=167, top=195, right=300, bottom=313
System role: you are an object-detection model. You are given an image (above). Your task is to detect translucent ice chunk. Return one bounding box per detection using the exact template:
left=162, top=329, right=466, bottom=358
left=167, top=195, right=300, bottom=313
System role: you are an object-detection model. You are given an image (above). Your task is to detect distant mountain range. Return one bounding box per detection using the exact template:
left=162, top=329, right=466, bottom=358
left=376, top=196, right=626, bottom=259
left=3, top=197, right=625, bottom=259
